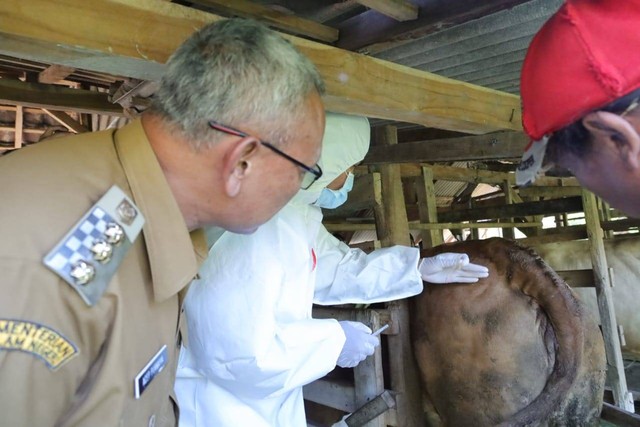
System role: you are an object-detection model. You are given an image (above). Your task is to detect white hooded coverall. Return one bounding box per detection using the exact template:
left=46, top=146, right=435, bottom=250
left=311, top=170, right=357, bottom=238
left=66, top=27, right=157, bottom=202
left=175, top=113, right=424, bottom=427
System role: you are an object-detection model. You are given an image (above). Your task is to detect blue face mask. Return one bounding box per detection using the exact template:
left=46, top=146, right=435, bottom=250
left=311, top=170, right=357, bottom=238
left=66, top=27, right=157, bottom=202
left=313, top=172, right=354, bottom=209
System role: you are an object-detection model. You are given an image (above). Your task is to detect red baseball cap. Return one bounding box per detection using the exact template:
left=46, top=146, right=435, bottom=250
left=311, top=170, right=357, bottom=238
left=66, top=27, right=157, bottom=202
left=516, top=0, right=640, bottom=186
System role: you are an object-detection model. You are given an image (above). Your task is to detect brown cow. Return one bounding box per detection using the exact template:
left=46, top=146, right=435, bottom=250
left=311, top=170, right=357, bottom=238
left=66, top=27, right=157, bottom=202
left=410, top=238, right=606, bottom=427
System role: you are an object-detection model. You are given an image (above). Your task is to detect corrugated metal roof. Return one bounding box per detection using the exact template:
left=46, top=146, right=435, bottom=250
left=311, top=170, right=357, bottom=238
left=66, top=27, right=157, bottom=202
left=374, top=0, right=563, bottom=95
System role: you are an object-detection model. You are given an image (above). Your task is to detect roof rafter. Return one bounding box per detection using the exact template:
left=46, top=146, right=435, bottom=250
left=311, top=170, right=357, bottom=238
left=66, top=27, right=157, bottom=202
left=355, top=0, right=418, bottom=22
left=189, top=0, right=339, bottom=43
left=0, top=0, right=522, bottom=134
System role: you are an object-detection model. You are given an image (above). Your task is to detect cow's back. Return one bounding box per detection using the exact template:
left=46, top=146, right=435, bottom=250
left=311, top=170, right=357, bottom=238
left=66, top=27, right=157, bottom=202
left=410, top=238, right=605, bottom=427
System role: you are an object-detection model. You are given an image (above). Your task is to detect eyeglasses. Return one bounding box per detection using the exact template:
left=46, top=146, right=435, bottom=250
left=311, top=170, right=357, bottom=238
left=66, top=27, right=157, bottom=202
left=208, top=120, right=323, bottom=190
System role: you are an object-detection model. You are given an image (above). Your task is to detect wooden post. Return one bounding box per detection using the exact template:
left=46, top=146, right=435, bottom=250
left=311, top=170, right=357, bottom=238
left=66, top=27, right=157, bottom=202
left=599, top=199, right=615, bottom=239
left=501, top=180, right=515, bottom=240
left=14, top=105, right=23, bottom=149
left=354, top=310, right=385, bottom=427
left=416, top=166, right=443, bottom=247
left=582, top=190, right=634, bottom=412
left=372, top=125, right=423, bottom=427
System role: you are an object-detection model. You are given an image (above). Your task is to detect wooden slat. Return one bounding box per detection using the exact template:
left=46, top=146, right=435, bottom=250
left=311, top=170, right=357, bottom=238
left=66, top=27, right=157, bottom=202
left=42, top=109, right=89, bottom=133
left=190, top=0, right=338, bottom=42
left=601, top=402, right=640, bottom=427
left=0, top=79, right=124, bottom=116
left=14, top=105, right=23, bottom=148
left=0, top=126, right=46, bottom=134
left=355, top=0, right=418, bottom=21
left=0, top=0, right=522, bottom=133
left=38, top=64, right=75, bottom=83
left=303, top=379, right=356, bottom=413
left=555, top=269, right=594, bottom=288
left=362, top=131, right=527, bottom=164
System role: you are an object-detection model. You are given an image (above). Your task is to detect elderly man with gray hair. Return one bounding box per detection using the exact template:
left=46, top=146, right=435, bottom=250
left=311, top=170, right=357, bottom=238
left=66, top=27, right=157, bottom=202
left=0, top=18, right=325, bottom=427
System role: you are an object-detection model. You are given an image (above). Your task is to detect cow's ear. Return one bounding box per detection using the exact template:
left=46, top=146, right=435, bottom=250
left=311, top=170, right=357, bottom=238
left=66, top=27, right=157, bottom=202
left=582, top=111, right=640, bottom=171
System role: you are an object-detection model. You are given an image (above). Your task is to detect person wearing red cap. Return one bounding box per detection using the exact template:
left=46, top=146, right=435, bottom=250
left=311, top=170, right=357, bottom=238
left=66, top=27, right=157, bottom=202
left=517, top=0, right=640, bottom=217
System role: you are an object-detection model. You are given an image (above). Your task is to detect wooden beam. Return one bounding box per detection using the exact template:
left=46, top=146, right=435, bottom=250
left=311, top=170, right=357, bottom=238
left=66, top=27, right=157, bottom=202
left=518, top=185, right=582, bottom=199
left=362, top=131, right=528, bottom=164
left=38, top=64, right=75, bottom=83
left=0, top=79, right=124, bottom=116
left=0, top=105, right=50, bottom=114
left=601, top=402, right=640, bottom=427
left=0, top=126, right=46, bottom=134
left=555, top=269, right=594, bottom=288
left=189, top=0, right=339, bottom=43
left=439, top=197, right=584, bottom=223
left=323, top=221, right=543, bottom=232
left=522, top=229, right=589, bottom=246
left=42, top=109, right=89, bottom=133
left=355, top=0, right=418, bottom=22
left=0, top=0, right=522, bottom=133
left=303, top=379, right=356, bottom=413
left=386, top=163, right=580, bottom=187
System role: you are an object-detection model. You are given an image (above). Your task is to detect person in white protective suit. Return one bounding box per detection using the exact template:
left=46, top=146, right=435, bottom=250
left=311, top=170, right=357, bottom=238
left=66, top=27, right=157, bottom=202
left=174, top=112, right=489, bottom=427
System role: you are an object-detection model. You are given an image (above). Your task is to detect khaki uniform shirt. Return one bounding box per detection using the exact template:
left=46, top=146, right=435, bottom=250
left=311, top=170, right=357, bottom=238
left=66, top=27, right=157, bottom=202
left=0, top=119, right=207, bottom=426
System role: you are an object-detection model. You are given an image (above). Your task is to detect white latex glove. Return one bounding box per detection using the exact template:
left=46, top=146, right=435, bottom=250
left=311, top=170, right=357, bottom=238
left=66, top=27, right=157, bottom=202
left=337, top=321, right=380, bottom=368
left=418, top=253, right=489, bottom=284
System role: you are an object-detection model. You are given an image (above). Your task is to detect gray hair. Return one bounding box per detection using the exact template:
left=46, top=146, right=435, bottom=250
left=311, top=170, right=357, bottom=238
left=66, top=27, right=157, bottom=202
left=152, top=18, right=325, bottom=149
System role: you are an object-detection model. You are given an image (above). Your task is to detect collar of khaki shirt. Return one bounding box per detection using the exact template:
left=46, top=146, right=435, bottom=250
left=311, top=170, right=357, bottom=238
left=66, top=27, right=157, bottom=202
left=114, top=119, right=208, bottom=302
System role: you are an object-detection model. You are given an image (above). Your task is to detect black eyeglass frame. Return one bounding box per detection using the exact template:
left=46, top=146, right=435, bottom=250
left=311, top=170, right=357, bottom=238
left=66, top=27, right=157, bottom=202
left=208, top=120, right=323, bottom=190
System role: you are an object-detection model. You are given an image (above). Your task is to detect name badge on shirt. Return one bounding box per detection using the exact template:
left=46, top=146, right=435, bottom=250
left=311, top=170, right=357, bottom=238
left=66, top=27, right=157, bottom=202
left=134, top=345, right=168, bottom=399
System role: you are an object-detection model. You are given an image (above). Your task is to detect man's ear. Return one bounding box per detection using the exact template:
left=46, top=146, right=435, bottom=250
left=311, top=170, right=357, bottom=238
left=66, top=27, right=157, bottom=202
left=582, top=111, right=640, bottom=171
left=222, top=137, right=259, bottom=198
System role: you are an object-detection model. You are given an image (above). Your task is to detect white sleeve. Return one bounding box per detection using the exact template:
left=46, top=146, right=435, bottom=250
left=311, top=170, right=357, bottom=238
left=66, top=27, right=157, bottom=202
left=184, top=224, right=345, bottom=400
left=313, top=225, right=423, bottom=305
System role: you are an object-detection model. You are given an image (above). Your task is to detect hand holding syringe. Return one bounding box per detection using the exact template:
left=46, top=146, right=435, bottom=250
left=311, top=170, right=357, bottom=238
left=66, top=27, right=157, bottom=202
left=371, top=324, right=389, bottom=337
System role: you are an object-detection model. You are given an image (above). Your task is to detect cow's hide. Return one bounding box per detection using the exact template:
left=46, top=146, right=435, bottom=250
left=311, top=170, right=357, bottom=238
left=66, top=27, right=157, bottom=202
left=411, top=238, right=606, bottom=427
left=535, top=236, right=640, bottom=359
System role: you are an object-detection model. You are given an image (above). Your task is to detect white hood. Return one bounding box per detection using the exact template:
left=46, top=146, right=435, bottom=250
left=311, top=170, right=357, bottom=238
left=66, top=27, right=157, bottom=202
left=292, top=112, right=370, bottom=205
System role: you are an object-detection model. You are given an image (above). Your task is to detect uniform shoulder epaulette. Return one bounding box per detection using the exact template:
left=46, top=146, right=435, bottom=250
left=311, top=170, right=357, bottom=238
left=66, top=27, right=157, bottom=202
left=44, top=185, right=145, bottom=306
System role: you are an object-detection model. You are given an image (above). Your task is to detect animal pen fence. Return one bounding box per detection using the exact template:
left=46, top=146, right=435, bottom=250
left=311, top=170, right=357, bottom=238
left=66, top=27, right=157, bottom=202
left=307, top=125, right=640, bottom=427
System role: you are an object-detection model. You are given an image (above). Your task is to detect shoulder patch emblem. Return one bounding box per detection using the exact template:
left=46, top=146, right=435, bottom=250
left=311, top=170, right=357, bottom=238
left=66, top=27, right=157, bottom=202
left=43, top=185, right=145, bottom=306
left=0, top=319, right=78, bottom=370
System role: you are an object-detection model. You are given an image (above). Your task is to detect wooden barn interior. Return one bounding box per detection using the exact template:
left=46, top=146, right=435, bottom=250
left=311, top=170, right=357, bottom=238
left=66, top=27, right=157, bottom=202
left=2, top=0, right=640, bottom=426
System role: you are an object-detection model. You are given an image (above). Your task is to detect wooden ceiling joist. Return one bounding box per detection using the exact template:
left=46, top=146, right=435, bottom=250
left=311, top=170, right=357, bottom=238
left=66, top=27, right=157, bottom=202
left=0, top=78, right=124, bottom=116
left=189, top=0, right=339, bottom=43
left=362, top=131, right=528, bottom=164
left=355, top=0, right=418, bottom=22
left=0, top=0, right=522, bottom=134
left=38, top=64, right=76, bottom=84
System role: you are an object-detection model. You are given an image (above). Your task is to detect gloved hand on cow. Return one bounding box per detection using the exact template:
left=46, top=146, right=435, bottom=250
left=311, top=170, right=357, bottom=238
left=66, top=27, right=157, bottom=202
left=336, top=321, right=380, bottom=368
left=418, top=253, right=489, bottom=284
